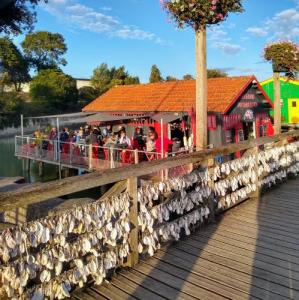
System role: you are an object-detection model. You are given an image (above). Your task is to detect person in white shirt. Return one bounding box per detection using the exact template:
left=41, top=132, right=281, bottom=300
left=118, top=130, right=131, bottom=148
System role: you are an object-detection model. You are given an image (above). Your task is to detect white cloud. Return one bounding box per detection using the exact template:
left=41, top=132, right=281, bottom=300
left=213, top=42, right=243, bottom=55
left=246, top=7, right=299, bottom=40
left=101, top=6, right=112, bottom=12
left=246, top=27, right=268, bottom=37
left=266, top=8, right=299, bottom=39
left=207, top=25, right=244, bottom=55
left=207, top=27, right=230, bottom=41
left=43, top=0, right=162, bottom=43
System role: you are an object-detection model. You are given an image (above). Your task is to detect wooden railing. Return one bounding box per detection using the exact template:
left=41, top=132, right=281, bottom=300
left=0, top=130, right=298, bottom=299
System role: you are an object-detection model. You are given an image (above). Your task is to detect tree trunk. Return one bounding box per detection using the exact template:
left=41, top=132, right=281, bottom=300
left=195, top=27, right=208, bottom=150
left=273, top=72, right=281, bottom=134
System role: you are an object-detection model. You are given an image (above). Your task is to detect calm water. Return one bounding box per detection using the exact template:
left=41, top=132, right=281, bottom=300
left=0, top=137, right=108, bottom=199
left=0, top=137, right=59, bottom=183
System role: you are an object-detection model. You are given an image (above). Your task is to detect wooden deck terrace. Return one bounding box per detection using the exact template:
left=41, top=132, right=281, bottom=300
left=0, top=130, right=299, bottom=300
left=72, top=179, right=299, bottom=300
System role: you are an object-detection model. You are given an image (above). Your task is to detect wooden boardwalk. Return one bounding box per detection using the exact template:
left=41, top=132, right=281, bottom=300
left=72, top=178, right=299, bottom=300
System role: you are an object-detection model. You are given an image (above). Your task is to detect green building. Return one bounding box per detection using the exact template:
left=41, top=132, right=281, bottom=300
left=261, top=77, right=299, bottom=124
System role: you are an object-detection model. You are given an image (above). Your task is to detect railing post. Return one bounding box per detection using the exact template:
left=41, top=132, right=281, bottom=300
left=206, top=158, right=216, bottom=223
left=127, top=177, right=139, bottom=267
left=109, top=147, right=114, bottom=169
left=70, top=142, right=72, bottom=166
left=88, top=144, right=92, bottom=170
left=164, top=152, right=169, bottom=180
left=134, top=149, right=139, bottom=165
left=26, top=136, right=29, bottom=157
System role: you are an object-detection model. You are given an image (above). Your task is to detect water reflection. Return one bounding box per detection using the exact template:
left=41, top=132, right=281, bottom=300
left=0, top=137, right=59, bottom=183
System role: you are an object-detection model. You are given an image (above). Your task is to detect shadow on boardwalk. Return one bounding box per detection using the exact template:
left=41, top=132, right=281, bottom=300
left=73, top=178, right=299, bottom=300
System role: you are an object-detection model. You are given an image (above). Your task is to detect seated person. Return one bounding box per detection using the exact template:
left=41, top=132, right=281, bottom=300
left=146, top=132, right=157, bottom=152
left=118, top=130, right=131, bottom=148
left=133, top=127, right=145, bottom=149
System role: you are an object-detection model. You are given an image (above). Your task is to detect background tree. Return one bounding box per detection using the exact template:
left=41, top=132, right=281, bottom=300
left=30, top=69, right=78, bottom=113
left=91, top=63, right=111, bottom=95
left=207, top=69, right=228, bottom=78
left=0, top=37, right=30, bottom=91
left=264, top=41, right=299, bottom=134
left=0, top=91, right=24, bottom=129
left=78, top=86, right=99, bottom=107
left=183, top=74, right=194, bottom=80
left=162, top=0, right=243, bottom=149
left=0, top=0, right=46, bottom=35
left=166, top=75, right=178, bottom=82
left=149, top=65, right=164, bottom=83
left=22, top=31, right=67, bottom=71
left=91, top=63, right=140, bottom=95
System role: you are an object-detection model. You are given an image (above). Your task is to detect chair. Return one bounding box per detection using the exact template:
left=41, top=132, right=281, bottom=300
left=121, top=150, right=133, bottom=164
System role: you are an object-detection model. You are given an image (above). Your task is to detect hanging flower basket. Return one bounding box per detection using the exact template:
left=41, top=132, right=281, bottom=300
left=263, top=41, right=299, bottom=74
left=160, top=0, right=243, bottom=29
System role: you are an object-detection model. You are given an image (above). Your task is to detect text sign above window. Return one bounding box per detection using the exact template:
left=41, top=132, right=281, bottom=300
left=237, top=102, right=258, bottom=108
left=241, top=93, right=255, bottom=100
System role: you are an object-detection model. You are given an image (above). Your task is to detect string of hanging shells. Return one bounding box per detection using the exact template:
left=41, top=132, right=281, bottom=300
left=0, top=140, right=298, bottom=299
left=0, top=193, right=131, bottom=299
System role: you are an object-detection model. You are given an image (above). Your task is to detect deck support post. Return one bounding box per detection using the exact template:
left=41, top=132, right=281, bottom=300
left=127, top=177, right=139, bottom=267
left=195, top=27, right=208, bottom=150
left=273, top=72, right=281, bottom=134
left=206, top=158, right=215, bottom=223
left=38, top=162, right=43, bottom=177
left=26, top=159, right=31, bottom=173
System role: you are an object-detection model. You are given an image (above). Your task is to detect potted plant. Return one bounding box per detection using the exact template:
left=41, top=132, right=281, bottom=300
left=161, top=0, right=244, bottom=149
left=263, top=41, right=299, bottom=133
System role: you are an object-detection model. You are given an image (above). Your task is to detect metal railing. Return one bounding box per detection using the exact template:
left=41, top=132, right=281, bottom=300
left=15, top=135, right=189, bottom=172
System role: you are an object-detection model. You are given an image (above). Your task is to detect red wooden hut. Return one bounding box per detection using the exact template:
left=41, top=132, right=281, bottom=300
left=83, top=76, right=274, bottom=148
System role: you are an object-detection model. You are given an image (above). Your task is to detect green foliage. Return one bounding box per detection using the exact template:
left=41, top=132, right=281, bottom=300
left=0, top=91, right=24, bottom=129
left=161, top=0, right=243, bottom=30
left=91, top=63, right=140, bottom=95
left=22, top=31, right=67, bottom=71
left=166, top=75, right=178, bottom=82
left=0, top=37, right=30, bottom=91
left=207, top=69, right=228, bottom=78
left=183, top=74, right=194, bottom=80
left=78, top=86, right=99, bottom=107
left=149, top=65, right=164, bottom=83
left=30, top=69, right=78, bottom=113
left=264, top=41, right=299, bottom=77
left=0, top=0, right=46, bottom=35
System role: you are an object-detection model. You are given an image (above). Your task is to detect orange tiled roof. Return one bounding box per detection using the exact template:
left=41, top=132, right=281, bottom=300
left=83, top=76, right=257, bottom=114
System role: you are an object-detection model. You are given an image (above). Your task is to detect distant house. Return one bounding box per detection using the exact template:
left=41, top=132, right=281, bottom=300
left=83, top=76, right=274, bottom=147
left=261, top=77, right=299, bottom=124
left=3, top=78, right=92, bottom=94
left=75, top=78, right=92, bottom=90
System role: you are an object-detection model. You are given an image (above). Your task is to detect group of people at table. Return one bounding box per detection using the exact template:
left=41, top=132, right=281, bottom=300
left=30, top=123, right=186, bottom=164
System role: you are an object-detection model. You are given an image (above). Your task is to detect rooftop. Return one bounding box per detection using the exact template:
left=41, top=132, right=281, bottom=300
left=83, top=76, right=268, bottom=114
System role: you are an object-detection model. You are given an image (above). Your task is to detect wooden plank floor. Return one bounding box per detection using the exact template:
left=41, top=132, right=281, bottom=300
left=73, top=179, right=299, bottom=300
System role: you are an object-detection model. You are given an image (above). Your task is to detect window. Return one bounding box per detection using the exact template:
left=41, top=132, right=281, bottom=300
left=260, top=125, right=266, bottom=137
left=292, top=101, right=297, bottom=108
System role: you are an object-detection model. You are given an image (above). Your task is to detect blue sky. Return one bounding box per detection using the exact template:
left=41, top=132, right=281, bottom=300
left=16, top=0, right=299, bottom=82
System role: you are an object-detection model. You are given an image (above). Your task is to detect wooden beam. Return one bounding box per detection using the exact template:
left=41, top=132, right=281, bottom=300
left=273, top=72, right=281, bottom=134
left=195, top=27, right=208, bottom=150
left=0, top=130, right=298, bottom=213
left=98, top=180, right=127, bottom=201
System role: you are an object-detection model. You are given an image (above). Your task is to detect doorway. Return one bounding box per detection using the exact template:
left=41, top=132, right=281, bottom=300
left=288, top=99, right=299, bottom=124
left=243, top=122, right=255, bottom=140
